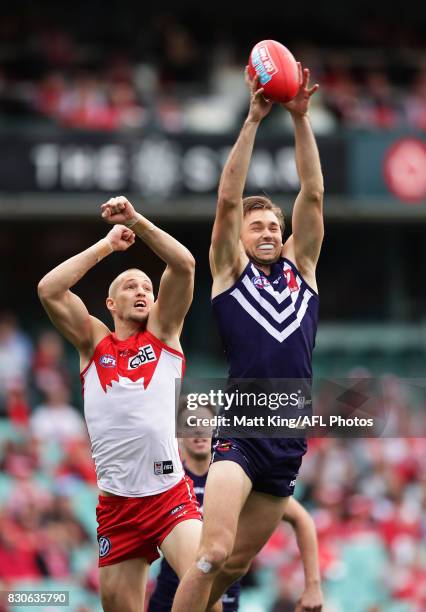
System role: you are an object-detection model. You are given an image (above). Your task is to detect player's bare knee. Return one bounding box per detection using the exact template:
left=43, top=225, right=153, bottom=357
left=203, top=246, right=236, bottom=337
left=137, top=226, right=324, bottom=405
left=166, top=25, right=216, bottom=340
left=222, top=553, right=252, bottom=582
left=230, top=562, right=251, bottom=581
left=223, top=560, right=250, bottom=583
left=197, top=543, right=231, bottom=574
left=100, top=591, right=116, bottom=612
left=101, top=587, right=138, bottom=612
left=100, top=589, right=120, bottom=612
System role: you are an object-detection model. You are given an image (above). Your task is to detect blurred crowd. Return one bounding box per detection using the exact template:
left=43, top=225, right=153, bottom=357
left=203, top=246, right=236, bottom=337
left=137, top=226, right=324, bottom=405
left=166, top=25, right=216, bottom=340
left=0, top=13, right=425, bottom=134
left=0, top=311, right=426, bottom=611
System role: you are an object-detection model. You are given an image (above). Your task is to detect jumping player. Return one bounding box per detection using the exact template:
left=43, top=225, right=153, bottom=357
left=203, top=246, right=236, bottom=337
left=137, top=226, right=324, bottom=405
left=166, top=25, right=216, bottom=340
left=172, top=65, right=324, bottom=612
left=37, top=197, right=219, bottom=612
left=148, top=432, right=323, bottom=611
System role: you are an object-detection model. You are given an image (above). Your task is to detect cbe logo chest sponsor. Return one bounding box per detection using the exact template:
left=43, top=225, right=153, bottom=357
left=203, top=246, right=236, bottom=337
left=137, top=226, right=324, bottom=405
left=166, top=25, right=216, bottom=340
left=128, top=344, right=157, bottom=369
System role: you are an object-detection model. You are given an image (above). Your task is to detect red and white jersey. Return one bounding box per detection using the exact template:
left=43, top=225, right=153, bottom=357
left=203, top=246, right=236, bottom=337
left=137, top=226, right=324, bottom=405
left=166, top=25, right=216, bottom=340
left=81, top=330, right=184, bottom=497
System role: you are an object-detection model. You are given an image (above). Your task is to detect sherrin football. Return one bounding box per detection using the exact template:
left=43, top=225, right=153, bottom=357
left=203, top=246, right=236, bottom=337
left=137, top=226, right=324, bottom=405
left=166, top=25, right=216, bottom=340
left=248, top=40, right=300, bottom=103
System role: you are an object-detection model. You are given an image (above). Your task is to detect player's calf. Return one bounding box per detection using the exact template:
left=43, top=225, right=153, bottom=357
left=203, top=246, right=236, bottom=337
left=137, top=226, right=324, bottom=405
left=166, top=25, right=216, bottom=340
left=171, top=542, right=231, bottom=612
left=207, top=557, right=251, bottom=608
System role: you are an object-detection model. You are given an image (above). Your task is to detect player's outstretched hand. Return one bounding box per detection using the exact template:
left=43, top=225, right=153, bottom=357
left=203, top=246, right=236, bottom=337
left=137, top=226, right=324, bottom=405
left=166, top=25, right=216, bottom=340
left=101, top=196, right=137, bottom=225
left=245, top=67, right=273, bottom=123
left=283, top=63, right=319, bottom=118
left=106, top=225, right=135, bottom=252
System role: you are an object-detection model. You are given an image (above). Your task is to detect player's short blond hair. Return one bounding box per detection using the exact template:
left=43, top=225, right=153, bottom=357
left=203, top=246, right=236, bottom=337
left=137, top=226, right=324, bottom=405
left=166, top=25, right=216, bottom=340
left=108, top=268, right=151, bottom=298
left=242, top=196, right=285, bottom=232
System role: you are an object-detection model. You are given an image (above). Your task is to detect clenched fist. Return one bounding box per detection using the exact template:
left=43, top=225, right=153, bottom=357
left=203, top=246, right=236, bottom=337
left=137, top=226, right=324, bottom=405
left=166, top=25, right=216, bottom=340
left=101, top=196, right=138, bottom=225
left=106, top=225, right=135, bottom=252
left=295, top=583, right=324, bottom=612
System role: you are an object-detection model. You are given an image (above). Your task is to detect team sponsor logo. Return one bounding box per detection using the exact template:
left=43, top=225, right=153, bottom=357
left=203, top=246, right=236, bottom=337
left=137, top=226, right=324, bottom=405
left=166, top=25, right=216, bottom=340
left=154, top=460, right=174, bottom=475
left=252, top=276, right=271, bottom=289
left=98, top=536, right=111, bottom=557
left=128, top=344, right=157, bottom=369
left=170, top=504, right=185, bottom=516
left=251, top=45, right=278, bottom=85
left=283, top=268, right=299, bottom=292
left=99, top=354, right=116, bottom=368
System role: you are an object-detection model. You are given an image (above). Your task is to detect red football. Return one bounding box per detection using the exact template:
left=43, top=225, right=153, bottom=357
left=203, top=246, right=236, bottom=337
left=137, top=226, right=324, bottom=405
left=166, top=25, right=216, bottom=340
left=248, top=40, right=300, bottom=103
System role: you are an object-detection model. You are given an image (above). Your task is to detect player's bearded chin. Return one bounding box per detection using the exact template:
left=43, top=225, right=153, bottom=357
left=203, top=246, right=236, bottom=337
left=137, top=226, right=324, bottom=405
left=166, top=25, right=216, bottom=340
left=249, top=247, right=281, bottom=265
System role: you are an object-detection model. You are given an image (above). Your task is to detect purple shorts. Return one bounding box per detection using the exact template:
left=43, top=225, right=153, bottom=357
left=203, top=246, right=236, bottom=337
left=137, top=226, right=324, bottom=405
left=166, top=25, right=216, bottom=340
left=211, top=437, right=305, bottom=497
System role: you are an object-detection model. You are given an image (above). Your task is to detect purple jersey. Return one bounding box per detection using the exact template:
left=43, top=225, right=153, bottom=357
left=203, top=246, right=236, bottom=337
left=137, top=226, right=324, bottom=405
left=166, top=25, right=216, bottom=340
left=212, top=257, right=318, bottom=380
left=211, top=257, right=319, bottom=483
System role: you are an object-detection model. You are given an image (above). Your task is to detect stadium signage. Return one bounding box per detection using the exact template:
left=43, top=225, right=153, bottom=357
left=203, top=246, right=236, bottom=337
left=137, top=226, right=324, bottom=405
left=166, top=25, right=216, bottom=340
left=383, top=138, right=426, bottom=203
left=29, top=140, right=300, bottom=195
left=0, top=133, right=346, bottom=196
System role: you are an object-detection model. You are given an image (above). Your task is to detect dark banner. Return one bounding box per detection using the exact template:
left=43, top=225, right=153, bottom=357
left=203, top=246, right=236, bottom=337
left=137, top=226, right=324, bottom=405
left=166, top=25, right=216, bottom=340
left=176, top=377, right=426, bottom=438
left=0, top=132, right=347, bottom=197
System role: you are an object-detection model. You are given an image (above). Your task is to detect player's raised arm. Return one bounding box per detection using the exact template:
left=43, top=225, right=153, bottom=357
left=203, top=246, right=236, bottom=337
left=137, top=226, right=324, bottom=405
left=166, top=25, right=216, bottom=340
left=282, top=498, right=323, bottom=612
left=282, top=65, right=324, bottom=293
left=100, top=196, right=195, bottom=342
left=37, top=225, right=135, bottom=356
left=210, top=71, right=273, bottom=283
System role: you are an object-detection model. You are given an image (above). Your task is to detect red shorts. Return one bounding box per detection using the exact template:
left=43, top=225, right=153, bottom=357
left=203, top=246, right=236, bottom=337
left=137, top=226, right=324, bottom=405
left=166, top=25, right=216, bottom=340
left=96, top=476, right=202, bottom=567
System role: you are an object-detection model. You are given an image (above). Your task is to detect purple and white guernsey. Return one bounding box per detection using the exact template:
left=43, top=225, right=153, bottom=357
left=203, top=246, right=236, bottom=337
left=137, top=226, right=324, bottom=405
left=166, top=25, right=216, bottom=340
left=211, top=257, right=318, bottom=473
left=212, top=257, right=319, bottom=380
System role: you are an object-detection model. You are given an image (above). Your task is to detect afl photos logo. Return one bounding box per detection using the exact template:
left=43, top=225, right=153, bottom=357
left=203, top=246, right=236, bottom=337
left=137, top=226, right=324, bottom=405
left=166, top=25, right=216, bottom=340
left=98, top=536, right=111, bottom=558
